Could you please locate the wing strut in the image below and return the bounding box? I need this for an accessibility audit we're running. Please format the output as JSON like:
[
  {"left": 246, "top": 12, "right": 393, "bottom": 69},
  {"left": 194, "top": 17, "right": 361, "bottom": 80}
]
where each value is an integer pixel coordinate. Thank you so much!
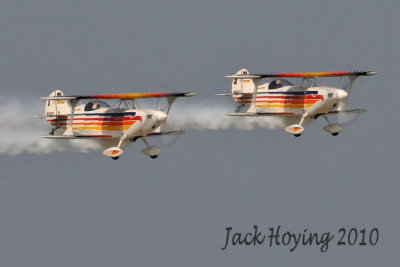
[
  {"left": 249, "top": 78, "right": 261, "bottom": 113},
  {"left": 166, "top": 97, "right": 177, "bottom": 114},
  {"left": 63, "top": 99, "right": 78, "bottom": 136}
]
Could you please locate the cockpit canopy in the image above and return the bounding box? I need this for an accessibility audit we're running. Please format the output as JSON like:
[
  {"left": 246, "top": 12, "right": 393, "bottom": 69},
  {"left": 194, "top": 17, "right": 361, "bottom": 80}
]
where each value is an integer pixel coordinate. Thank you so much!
[
  {"left": 84, "top": 100, "right": 110, "bottom": 111},
  {"left": 268, "top": 79, "right": 293, "bottom": 89}
]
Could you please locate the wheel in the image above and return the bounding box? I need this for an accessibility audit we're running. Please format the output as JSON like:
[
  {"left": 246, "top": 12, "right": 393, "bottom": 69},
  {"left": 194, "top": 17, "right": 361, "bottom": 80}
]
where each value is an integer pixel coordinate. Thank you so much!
[
  {"left": 49, "top": 132, "right": 54, "bottom": 136},
  {"left": 150, "top": 155, "right": 158, "bottom": 159},
  {"left": 294, "top": 134, "right": 301, "bottom": 137},
  {"left": 112, "top": 157, "right": 119, "bottom": 160},
  {"left": 331, "top": 132, "right": 339, "bottom": 136}
]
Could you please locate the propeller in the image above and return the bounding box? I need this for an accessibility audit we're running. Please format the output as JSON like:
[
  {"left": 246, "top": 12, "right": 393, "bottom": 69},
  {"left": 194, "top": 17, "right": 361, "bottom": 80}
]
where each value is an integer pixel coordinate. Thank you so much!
[
  {"left": 336, "top": 67, "right": 377, "bottom": 110},
  {"left": 335, "top": 71, "right": 377, "bottom": 124},
  {"left": 155, "top": 97, "right": 184, "bottom": 146},
  {"left": 337, "top": 75, "right": 357, "bottom": 112},
  {"left": 336, "top": 100, "right": 361, "bottom": 125}
]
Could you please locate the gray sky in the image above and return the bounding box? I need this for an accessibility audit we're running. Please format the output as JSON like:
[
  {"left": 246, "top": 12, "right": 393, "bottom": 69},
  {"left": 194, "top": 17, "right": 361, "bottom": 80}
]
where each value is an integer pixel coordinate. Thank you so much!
[{"left": 0, "top": 0, "right": 399, "bottom": 266}]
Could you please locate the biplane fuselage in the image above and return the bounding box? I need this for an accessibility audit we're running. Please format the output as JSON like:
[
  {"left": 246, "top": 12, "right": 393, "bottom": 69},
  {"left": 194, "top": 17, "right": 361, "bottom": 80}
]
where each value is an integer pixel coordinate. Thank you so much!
[
  {"left": 47, "top": 107, "right": 166, "bottom": 139},
  {"left": 40, "top": 90, "right": 195, "bottom": 159},
  {"left": 233, "top": 85, "right": 348, "bottom": 116},
  {"left": 225, "top": 68, "right": 376, "bottom": 136}
]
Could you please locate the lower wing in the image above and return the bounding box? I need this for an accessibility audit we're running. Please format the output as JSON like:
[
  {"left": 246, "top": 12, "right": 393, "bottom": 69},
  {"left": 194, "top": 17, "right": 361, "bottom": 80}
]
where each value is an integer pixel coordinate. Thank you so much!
[
  {"left": 225, "top": 112, "right": 296, "bottom": 117},
  {"left": 41, "top": 135, "right": 115, "bottom": 139},
  {"left": 146, "top": 130, "right": 185, "bottom": 137},
  {"left": 226, "top": 109, "right": 366, "bottom": 117},
  {"left": 41, "top": 131, "right": 184, "bottom": 139},
  {"left": 327, "top": 109, "right": 366, "bottom": 115}
]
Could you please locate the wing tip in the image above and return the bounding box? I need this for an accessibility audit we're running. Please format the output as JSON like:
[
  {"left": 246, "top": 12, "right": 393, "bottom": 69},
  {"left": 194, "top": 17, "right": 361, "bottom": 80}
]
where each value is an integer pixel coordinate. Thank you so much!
[
  {"left": 365, "top": 71, "right": 378, "bottom": 76},
  {"left": 182, "top": 92, "right": 196, "bottom": 97},
  {"left": 225, "top": 74, "right": 261, "bottom": 79}
]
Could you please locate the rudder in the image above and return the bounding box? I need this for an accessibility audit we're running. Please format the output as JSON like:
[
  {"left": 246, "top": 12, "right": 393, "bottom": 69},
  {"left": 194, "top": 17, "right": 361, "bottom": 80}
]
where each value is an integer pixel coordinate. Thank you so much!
[
  {"left": 45, "top": 90, "right": 71, "bottom": 116},
  {"left": 231, "top": 68, "right": 259, "bottom": 96},
  {"left": 230, "top": 68, "right": 260, "bottom": 113}
]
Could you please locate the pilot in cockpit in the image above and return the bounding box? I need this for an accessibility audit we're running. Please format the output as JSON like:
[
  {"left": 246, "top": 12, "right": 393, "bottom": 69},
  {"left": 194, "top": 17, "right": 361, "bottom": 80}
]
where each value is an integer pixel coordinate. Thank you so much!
[
  {"left": 268, "top": 79, "right": 292, "bottom": 90},
  {"left": 92, "top": 102, "right": 100, "bottom": 110}
]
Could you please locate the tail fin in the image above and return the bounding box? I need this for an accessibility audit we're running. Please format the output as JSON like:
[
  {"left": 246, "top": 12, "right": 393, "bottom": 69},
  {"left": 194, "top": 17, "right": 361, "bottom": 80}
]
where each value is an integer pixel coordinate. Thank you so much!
[
  {"left": 228, "top": 68, "right": 261, "bottom": 113},
  {"left": 45, "top": 90, "right": 71, "bottom": 116},
  {"left": 231, "top": 68, "right": 260, "bottom": 95}
]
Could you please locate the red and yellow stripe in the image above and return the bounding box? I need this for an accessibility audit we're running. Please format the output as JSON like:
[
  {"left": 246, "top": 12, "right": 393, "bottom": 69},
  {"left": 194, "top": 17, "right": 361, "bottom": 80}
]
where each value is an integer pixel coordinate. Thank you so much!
[
  {"left": 234, "top": 94, "right": 324, "bottom": 109},
  {"left": 48, "top": 115, "right": 142, "bottom": 131}
]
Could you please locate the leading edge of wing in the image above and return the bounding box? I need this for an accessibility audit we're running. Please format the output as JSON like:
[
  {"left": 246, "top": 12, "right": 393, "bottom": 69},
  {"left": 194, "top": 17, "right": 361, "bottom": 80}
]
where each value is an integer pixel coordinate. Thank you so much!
[
  {"left": 226, "top": 71, "right": 377, "bottom": 79},
  {"left": 41, "top": 92, "right": 196, "bottom": 100},
  {"left": 41, "top": 135, "right": 115, "bottom": 139},
  {"left": 147, "top": 130, "right": 185, "bottom": 136},
  {"left": 327, "top": 109, "right": 367, "bottom": 115}
]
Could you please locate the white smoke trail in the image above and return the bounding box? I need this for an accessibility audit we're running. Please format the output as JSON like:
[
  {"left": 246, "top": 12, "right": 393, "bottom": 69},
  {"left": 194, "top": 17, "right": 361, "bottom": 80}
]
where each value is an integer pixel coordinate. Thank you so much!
[
  {"left": 0, "top": 96, "right": 287, "bottom": 156},
  {"left": 166, "top": 98, "right": 286, "bottom": 131},
  {"left": 0, "top": 96, "right": 102, "bottom": 156}
]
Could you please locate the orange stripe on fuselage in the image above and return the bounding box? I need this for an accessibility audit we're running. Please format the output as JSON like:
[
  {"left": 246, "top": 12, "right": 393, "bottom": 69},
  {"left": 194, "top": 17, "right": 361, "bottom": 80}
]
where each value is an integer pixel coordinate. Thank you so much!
[
  {"left": 48, "top": 116, "right": 142, "bottom": 129},
  {"left": 48, "top": 116, "right": 142, "bottom": 122},
  {"left": 233, "top": 95, "right": 324, "bottom": 100},
  {"left": 255, "top": 104, "right": 314, "bottom": 108},
  {"left": 237, "top": 99, "right": 320, "bottom": 104},
  {"left": 72, "top": 126, "right": 132, "bottom": 131}
]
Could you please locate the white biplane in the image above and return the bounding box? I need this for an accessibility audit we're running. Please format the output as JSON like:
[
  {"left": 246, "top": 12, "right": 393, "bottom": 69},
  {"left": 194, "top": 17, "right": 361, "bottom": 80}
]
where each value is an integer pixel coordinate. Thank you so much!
[
  {"left": 221, "top": 68, "right": 377, "bottom": 136},
  {"left": 37, "top": 90, "right": 195, "bottom": 160}
]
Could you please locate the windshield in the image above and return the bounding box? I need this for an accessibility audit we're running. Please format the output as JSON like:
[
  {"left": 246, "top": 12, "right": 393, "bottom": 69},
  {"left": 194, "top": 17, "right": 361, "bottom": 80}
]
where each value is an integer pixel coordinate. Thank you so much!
[{"left": 84, "top": 100, "right": 111, "bottom": 111}]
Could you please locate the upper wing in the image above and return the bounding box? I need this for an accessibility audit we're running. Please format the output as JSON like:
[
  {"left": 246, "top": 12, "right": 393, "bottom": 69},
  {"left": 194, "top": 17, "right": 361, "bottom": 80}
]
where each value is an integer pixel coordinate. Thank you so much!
[
  {"left": 226, "top": 71, "right": 377, "bottom": 79},
  {"left": 41, "top": 92, "right": 196, "bottom": 100}
]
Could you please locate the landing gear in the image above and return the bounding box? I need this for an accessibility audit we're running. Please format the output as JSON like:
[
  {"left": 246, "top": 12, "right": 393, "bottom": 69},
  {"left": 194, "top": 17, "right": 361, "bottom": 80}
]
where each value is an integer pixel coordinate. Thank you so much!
[
  {"left": 322, "top": 115, "right": 342, "bottom": 136},
  {"left": 313, "top": 114, "right": 323, "bottom": 120},
  {"left": 285, "top": 112, "right": 308, "bottom": 137},
  {"left": 103, "top": 135, "right": 127, "bottom": 160},
  {"left": 49, "top": 126, "right": 60, "bottom": 136},
  {"left": 140, "top": 137, "right": 161, "bottom": 159}
]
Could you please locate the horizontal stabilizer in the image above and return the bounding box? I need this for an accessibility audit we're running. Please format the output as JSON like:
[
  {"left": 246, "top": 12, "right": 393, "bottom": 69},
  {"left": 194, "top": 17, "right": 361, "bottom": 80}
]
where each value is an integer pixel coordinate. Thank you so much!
[
  {"left": 225, "top": 74, "right": 262, "bottom": 79},
  {"left": 33, "top": 114, "right": 67, "bottom": 119}
]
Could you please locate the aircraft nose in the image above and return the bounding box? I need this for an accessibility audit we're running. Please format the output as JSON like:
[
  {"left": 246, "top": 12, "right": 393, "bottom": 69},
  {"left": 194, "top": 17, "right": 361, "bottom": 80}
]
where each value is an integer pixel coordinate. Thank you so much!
[
  {"left": 336, "top": 90, "right": 348, "bottom": 100},
  {"left": 154, "top": 111, "right": 168, "bottom": 122}
]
